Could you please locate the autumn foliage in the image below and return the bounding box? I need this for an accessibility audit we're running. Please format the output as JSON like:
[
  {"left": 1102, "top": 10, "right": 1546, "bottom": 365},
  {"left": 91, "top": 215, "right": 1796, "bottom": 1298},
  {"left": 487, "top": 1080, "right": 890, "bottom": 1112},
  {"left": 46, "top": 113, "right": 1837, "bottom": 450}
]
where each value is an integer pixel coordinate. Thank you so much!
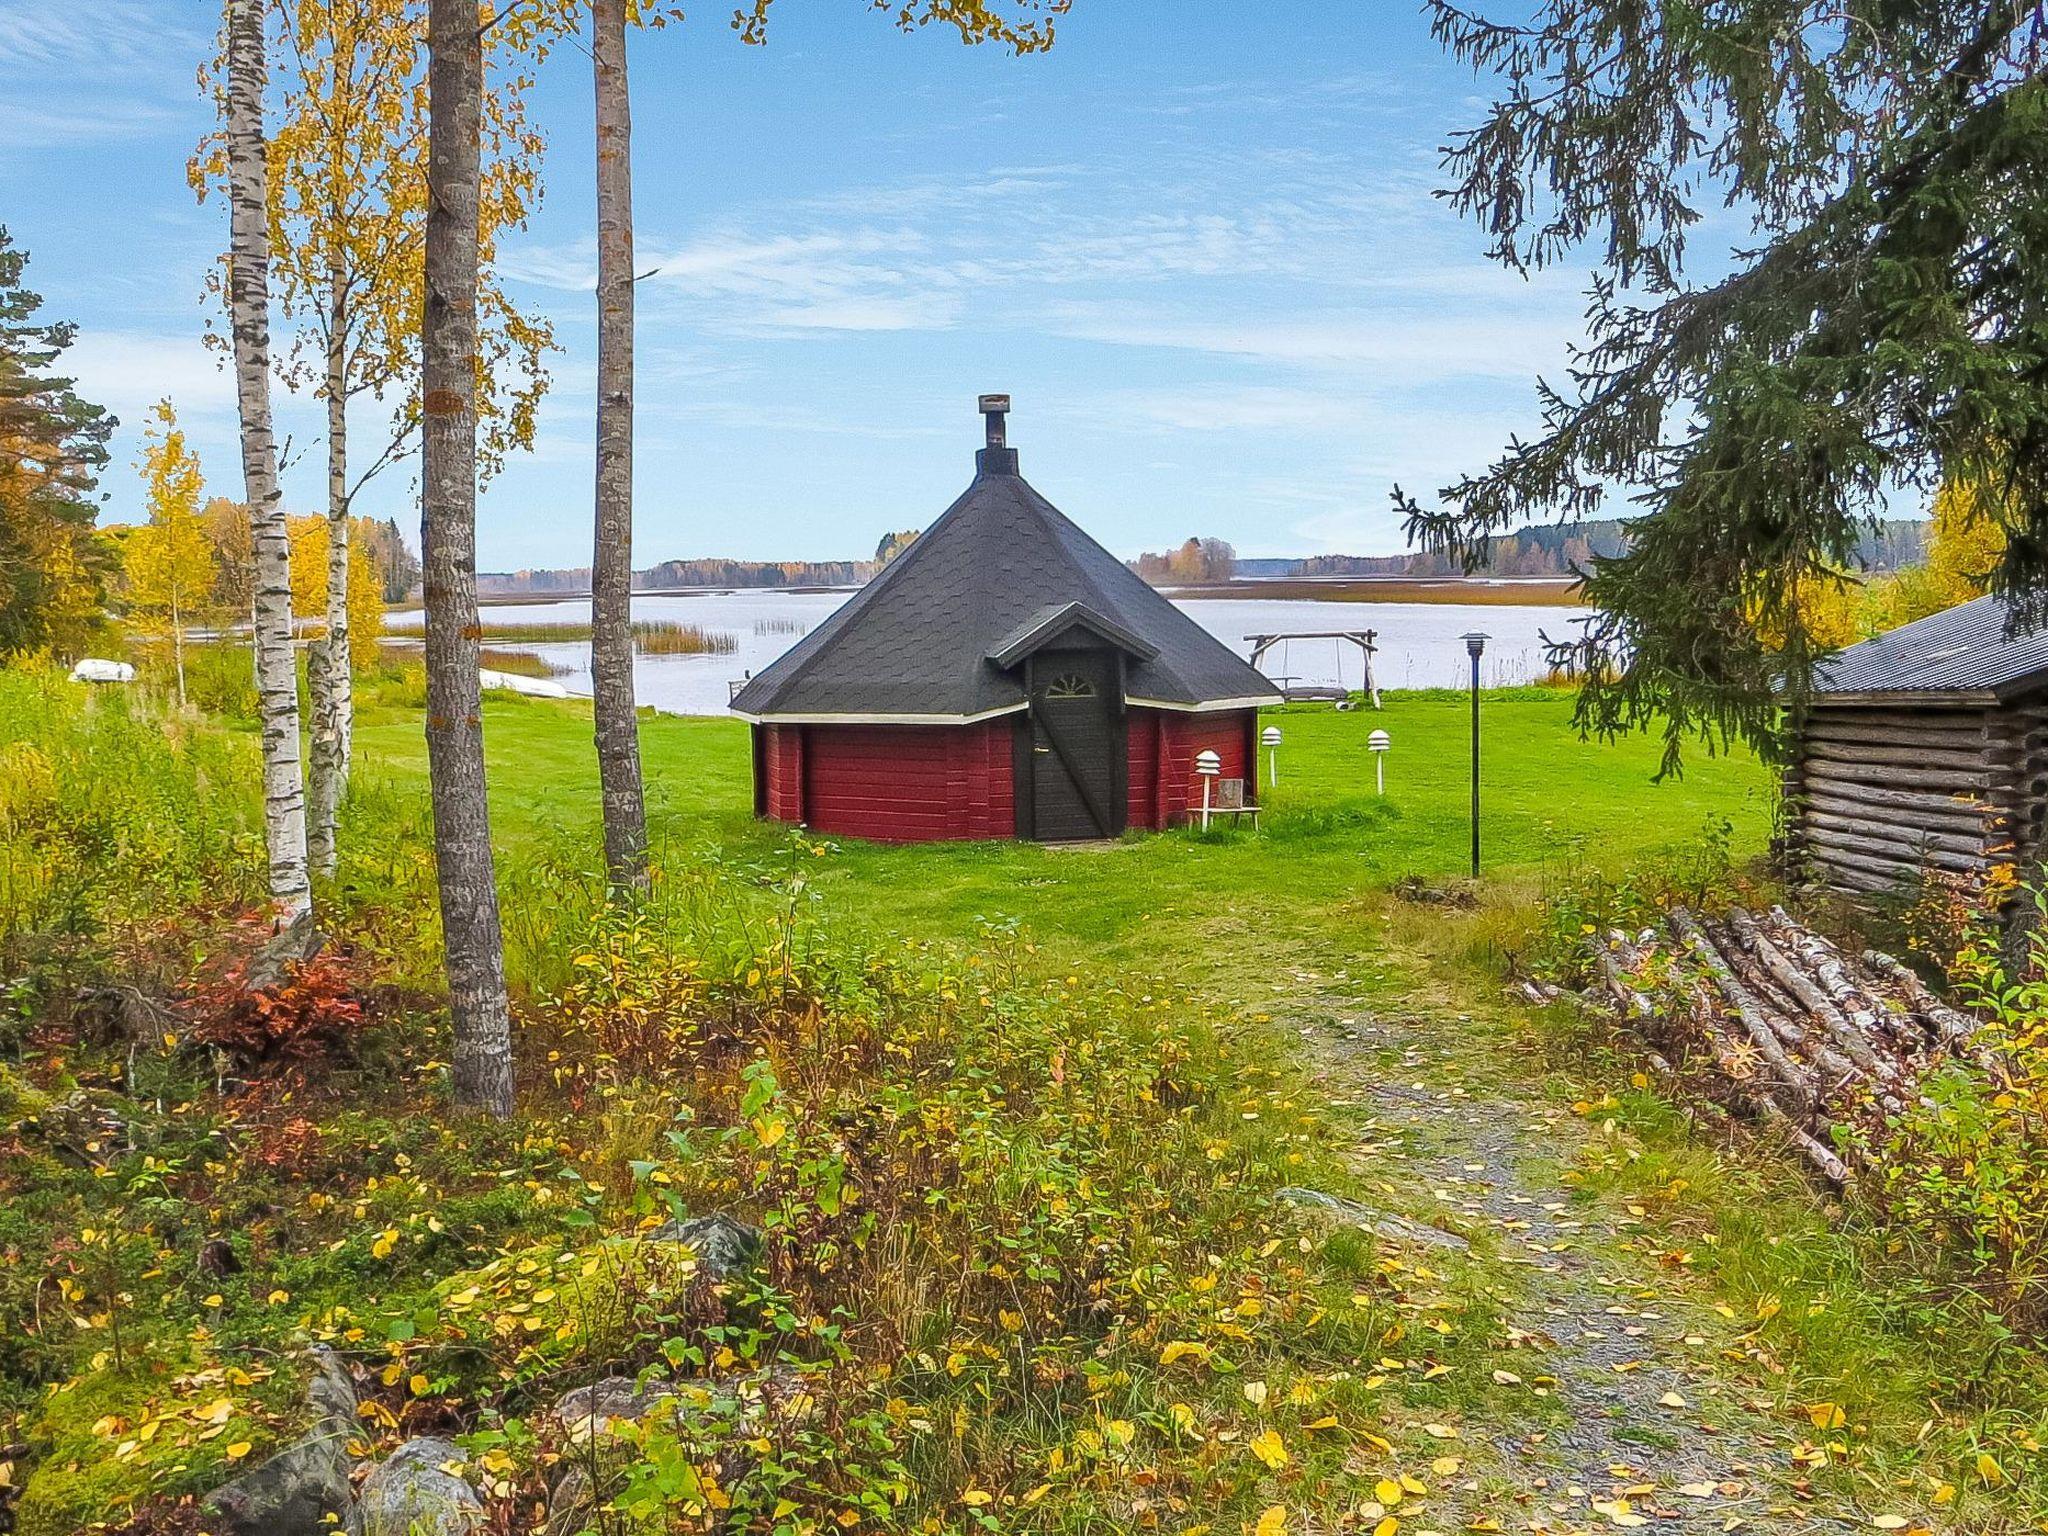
[{"left": 183, "top": 925, "right": 366, "bottom": 1073}]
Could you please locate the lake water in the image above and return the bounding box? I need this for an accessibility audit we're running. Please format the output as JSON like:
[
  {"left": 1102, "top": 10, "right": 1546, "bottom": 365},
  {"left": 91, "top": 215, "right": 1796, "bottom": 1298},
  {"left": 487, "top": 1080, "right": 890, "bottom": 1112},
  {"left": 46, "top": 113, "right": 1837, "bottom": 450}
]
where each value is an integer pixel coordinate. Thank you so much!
[{"left": 387, "top": 590, "right": 1589, "bottom": 716}]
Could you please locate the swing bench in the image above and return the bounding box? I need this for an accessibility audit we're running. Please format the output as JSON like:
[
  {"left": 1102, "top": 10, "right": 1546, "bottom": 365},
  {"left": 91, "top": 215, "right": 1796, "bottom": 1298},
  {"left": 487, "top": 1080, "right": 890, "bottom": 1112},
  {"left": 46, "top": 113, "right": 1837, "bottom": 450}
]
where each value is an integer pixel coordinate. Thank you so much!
[{"left": 1244, "top": 630, "right": 1382, "bottom": 708}]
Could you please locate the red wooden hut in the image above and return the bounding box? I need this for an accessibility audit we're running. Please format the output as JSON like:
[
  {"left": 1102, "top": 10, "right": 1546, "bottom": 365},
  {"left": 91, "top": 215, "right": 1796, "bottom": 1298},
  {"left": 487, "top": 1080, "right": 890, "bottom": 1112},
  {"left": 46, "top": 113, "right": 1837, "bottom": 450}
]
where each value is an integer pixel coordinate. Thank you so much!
[{"left": 730, "top": 397, "right": 1281, "bottom": 842}]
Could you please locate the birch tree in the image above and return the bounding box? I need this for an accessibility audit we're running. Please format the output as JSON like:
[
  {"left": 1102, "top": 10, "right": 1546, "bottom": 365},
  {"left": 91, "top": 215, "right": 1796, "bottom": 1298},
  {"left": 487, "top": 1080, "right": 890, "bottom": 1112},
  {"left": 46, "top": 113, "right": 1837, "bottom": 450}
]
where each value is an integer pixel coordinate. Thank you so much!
[
  {"left": 215, "top": 0, "right": 312, "bottom": 920},
  {"left": 424, "top": 0, "right": 513, "bottom": 1117},
  {"left": 126, "top": 401, "right": 215, "bottom": 708},
  {"left": 590, "top": 0, "right": 645, "bottom": 885},
  {"left": 198, "top": 0, "right": 551, "bottom": 877},
  {"left": 578, "top": 0, "right": 1061, "bottom": 886}
]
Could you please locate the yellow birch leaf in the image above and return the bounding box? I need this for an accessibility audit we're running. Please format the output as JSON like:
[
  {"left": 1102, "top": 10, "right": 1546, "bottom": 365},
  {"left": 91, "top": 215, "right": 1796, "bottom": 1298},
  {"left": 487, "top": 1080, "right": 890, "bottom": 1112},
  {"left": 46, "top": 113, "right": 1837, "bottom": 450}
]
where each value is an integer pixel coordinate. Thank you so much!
[{"left": 1249, "top": 1428, "right": 1289, "bottom": 1470}]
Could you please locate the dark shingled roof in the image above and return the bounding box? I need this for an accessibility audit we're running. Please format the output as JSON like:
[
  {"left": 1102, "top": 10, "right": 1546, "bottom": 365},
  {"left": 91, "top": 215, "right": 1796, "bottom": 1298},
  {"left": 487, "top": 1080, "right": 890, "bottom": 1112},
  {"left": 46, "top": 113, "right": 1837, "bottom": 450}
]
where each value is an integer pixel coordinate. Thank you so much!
[
  {"left": 1815, "top": 593, "right": 2048, "bottom": 698},
  {"left": 730, "top": 444, "right": 1281, "bottom": 721}
]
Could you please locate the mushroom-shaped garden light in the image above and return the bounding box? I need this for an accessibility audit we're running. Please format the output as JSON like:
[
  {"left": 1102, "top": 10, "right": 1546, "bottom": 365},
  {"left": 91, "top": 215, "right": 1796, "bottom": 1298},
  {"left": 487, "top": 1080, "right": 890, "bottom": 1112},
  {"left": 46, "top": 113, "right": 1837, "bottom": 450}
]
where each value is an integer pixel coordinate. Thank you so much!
[{"left": 1194, "top": 748, "right": 1222, "bottom": 829}]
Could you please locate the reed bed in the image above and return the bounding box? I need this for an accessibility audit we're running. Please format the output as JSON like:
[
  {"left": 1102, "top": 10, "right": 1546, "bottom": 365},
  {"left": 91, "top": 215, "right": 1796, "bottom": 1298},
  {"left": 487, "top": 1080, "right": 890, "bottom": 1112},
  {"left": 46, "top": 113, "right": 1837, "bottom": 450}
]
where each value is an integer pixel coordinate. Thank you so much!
[
  {"left": 478, "top": 647, "right": 570, "bottom": 678},
  {"left": 414, "top": 619, "right": 741, "bottom": 655},
  {"left": 631, "top": 620, "right": 738, "bottom": 655}
]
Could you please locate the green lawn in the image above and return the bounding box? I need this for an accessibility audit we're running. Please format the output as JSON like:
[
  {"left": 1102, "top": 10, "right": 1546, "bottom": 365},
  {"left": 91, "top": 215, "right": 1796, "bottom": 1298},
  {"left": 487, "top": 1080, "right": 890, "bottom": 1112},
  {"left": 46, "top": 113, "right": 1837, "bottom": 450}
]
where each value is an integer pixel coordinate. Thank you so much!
[
  {"left": 18, "top": 669, "right": 2046, "bottom": 1534},
  {"left": 353, "top": 687, "right": 1774, "bottom": 973}
]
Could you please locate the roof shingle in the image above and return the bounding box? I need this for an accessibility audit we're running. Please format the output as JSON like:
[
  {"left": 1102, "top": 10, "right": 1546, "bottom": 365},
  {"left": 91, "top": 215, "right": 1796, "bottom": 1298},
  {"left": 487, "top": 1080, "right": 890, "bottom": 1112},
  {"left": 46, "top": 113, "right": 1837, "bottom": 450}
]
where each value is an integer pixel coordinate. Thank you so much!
[{"left": 729, "top": 444, "right": 1280, "bottom": 721}]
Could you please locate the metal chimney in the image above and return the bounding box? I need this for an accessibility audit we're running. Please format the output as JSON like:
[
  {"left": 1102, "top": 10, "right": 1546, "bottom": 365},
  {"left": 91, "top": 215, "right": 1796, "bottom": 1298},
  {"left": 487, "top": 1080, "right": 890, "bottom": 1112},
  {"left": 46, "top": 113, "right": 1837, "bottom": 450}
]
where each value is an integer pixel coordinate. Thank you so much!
[
  {"left": 979, "top": 393, "right": 1009, "bottom": 448},
  {"left": 975, "top": 394, "right": 1017, "bottom": 475}
]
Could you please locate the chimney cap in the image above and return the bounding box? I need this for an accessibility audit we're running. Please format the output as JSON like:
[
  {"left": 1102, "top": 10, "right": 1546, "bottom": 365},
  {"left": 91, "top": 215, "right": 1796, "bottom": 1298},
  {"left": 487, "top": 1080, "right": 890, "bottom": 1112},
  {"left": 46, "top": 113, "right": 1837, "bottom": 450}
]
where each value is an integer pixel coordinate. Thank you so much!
[{"left": 978, "top": 393, "right": 1010, "bottom": 414}]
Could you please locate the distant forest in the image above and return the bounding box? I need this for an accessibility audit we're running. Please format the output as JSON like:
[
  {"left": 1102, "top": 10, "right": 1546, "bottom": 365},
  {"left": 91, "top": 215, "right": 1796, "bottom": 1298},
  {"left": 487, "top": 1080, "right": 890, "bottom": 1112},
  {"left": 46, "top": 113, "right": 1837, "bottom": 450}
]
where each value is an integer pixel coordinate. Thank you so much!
[
  {"left": 471, "top": 518, "right": 1933, "bottom": 595},
  {"left": 478, "top": 529, "right": 920, "bottom": 595},
  {"left": 1153, "top": 518, "right": 1933, "bottom": 582},
  {"left": 479, "top": 557, "right": 878, "bottom": 595}
]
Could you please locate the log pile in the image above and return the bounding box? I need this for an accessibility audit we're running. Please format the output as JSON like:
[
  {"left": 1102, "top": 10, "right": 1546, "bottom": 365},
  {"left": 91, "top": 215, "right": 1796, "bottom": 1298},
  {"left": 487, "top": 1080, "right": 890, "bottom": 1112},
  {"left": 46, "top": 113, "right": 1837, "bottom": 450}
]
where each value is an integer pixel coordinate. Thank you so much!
[{"left": 1583, "top": 904, "right": 1983, "bottom": 1186}]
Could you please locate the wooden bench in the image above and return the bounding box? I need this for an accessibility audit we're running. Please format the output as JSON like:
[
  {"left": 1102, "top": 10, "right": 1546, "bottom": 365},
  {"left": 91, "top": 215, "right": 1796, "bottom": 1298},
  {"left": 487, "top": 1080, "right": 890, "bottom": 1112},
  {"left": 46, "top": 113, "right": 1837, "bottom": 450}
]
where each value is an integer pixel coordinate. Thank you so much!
[{"left": 1198, "top": 777, "right": 1262, "bottom": 830}]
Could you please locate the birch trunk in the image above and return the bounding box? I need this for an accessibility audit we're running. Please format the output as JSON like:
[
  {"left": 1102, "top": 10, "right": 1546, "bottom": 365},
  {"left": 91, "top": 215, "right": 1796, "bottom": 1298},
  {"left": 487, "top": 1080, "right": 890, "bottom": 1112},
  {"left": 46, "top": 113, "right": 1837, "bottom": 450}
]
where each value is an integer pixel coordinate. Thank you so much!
[
  {"left": 308, "top": 263, "right": 352, "bottom": 877},
  {"left": 171, "top": 588, "right": 186, "bottom": 708},
  {"left": 224, "top": 0, "right": 312, "bottom": 920},
  {"left": 424, "top": 0, "right": 514, "bottom": 1117},
  {"left": 592, "top": 0, "right": 648, "bottom": 886}
]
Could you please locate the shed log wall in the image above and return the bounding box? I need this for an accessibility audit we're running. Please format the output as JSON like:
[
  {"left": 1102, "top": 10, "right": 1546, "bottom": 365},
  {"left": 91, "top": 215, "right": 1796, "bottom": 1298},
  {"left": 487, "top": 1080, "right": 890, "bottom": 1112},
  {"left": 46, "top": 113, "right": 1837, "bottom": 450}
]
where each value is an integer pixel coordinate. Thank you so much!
[{"left": 1786, "top": 697, "right": 2047, "bottom": 894}]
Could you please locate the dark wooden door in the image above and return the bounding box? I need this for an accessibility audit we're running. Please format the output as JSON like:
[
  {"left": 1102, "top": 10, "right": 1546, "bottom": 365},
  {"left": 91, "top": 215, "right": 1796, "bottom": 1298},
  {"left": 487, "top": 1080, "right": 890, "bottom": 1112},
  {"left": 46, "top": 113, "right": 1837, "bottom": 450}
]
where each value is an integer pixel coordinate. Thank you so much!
[{"left": 1028, "top": 650, "right": 1124, "bottom": 840}]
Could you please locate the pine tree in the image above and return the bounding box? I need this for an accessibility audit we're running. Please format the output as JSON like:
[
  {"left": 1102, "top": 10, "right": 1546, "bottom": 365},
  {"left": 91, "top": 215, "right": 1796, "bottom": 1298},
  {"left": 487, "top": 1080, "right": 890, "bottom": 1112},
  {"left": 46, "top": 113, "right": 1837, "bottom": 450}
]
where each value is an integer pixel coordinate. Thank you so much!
[
  {"left": 0, "top": 227, "right": 112, "bottom": 658},
  {"left": 1400, "top": 4, "right": 2048, "bottom": 771}
]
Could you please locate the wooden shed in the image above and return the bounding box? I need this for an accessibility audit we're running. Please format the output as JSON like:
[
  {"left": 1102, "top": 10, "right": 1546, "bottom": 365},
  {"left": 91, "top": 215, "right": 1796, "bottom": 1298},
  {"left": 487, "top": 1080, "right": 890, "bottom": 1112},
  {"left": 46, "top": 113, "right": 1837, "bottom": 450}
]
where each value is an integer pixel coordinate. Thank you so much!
[
  {"left": 728, "top": 396, "right": 1281, "bottom": 842},
  {"left": 1784, "top": 595, "right": 2048, "bottom": 894}
]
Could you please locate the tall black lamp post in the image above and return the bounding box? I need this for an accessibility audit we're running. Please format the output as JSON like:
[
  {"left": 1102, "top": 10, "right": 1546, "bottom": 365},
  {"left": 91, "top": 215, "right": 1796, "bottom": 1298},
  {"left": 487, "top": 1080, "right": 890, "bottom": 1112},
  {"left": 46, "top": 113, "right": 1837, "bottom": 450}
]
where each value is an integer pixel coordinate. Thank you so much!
[{"left": 1461, "top": 631, "right": 1488, "bottom": 877}]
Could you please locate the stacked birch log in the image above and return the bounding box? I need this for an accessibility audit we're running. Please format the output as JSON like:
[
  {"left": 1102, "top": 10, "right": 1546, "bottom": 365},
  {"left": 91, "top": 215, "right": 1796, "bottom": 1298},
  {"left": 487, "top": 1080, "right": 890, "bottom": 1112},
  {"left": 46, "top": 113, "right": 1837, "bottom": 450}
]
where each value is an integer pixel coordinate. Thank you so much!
[{"left": 1584, "top": 904, "right": 1983, "bottom": 1187}]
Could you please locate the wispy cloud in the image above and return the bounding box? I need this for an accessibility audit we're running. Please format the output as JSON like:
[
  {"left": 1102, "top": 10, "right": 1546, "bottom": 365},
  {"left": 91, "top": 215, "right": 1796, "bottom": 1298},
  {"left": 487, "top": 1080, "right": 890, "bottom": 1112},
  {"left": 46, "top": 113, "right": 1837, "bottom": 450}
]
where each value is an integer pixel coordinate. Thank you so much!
[
  {"left": 61, "top": 330, "right": 235, "bottom": 428},
  {"left": 0, "top": 2, "right": 208, "bottom": 152},
  {"left": 1045, "top": 301, "right": 1581, "bottom": 382}
]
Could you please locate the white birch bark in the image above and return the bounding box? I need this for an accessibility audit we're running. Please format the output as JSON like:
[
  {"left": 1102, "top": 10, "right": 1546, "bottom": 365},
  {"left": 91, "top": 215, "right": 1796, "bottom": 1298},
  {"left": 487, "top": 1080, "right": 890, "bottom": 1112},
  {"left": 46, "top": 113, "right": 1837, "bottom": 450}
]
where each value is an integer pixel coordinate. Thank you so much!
[
  {"left": 592, "top": 0, "right": 648, "bottom": 885},
  {"left": 308, "top": 263, "right": 353, "bottom": 877},
  {"left": 225, "top": 0, "right": 312, "bottom": 920},
  {"left": 424, "top": 0, "right": 514, "bottom": 1117}
]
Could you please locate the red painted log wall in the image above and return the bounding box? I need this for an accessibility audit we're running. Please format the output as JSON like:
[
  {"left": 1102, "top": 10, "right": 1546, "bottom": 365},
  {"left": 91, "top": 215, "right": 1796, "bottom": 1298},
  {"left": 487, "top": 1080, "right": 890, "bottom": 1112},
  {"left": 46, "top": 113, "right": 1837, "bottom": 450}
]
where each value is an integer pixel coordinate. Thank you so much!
[
  {"left": 758, "top": 707, "right": 1259, "bottom": 841},
  {"left": 759, "top": 720, "right": 1015, "bottom": 842},
  {"left": 1141, "top": 708, "right": 1256, "bottom": 827}
]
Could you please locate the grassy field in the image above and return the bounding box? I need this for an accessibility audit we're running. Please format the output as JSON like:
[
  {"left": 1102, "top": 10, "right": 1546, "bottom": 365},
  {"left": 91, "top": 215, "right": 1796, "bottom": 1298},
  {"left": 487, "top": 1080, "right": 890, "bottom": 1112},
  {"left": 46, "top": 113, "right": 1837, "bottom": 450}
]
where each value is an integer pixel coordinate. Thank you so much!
[
  {"left": 353, "top": 687, "right": 1771, "bottom": 978},
  {"left": 12, "top": 665, "right": 2045, "bottom": 1535},
  {"left": 351, "top": 688, "right": 2048, "bottom": 1532}
]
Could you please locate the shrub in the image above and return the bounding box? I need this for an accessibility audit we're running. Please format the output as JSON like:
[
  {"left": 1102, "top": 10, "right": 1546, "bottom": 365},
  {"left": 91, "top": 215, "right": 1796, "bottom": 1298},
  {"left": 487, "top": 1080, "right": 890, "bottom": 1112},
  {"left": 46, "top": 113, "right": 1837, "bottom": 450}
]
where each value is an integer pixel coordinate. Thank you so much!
[
  {"left": 1878, "top": 892, "right": 2048, "bottom": 1338},
  {"left": 0, "top": 668, "right": 261, "bottom": 957},
  {"left": 184, "top": 927, "right": 367, "bottom": 1074}
]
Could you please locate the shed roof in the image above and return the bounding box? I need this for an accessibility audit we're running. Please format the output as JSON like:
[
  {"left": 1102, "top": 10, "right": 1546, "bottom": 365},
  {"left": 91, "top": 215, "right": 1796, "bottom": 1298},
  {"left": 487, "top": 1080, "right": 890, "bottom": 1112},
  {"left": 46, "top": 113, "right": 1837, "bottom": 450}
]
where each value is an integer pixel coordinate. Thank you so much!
[
  {"left": 1815, "top": 593, "right": 2048, "bottom": 699},
  {"left": 729, "top": 420, "right": 1280, "bottom": 723}
]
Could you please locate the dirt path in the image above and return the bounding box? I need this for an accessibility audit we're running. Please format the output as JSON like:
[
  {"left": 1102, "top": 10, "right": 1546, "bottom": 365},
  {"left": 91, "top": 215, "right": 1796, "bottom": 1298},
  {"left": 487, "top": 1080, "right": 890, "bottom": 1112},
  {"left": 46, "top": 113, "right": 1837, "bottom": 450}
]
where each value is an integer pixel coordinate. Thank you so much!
[{"left": 1270, "top": 954, "right": 1891, "bottom": 1535}]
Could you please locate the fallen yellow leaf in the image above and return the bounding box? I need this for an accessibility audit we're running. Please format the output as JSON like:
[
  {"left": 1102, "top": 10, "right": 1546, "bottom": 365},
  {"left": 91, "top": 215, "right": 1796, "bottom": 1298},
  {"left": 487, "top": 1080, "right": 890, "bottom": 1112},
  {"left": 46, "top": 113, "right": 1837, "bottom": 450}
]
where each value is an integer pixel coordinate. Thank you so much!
[{"left": 1249, "top": 1428, "right": 1289, "bottom": 1470}]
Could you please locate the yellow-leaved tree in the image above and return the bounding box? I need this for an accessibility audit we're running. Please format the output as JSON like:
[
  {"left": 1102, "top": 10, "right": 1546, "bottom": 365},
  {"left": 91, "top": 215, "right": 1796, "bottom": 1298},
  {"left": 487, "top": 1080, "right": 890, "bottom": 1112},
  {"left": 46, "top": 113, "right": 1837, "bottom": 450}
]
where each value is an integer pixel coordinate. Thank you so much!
[
  {"left": 193, "top": 0, "right": 553, "bottom": 877},
  {"left": 124, "top": 400, "right": 217, "bottom": 706},
  {"left": 288, "top": 514, "right": 382, "bottom": 667},
  {"left": 1748, "top": 566, "right": 1869, "bottom": 654},
  {"left": 1874, "top": 476, "right": 2011, "bottom": 630}
]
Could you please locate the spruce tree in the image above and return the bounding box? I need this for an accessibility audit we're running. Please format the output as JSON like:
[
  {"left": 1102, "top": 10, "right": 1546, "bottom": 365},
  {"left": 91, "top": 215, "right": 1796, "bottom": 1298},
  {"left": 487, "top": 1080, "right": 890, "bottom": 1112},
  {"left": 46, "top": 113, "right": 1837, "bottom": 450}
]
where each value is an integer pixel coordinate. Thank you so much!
[
  {"left": 1402, "top": 3, "right": 2048, "bottom": 770},
  {"left": 0, "top": 227, "right": 112, "bottom": 657}
]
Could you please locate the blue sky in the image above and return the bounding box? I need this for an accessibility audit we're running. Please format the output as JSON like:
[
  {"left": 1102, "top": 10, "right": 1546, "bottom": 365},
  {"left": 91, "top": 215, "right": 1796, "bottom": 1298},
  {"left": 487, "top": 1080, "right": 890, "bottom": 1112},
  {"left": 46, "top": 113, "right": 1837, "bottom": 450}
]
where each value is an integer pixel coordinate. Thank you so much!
[{"left": 1, "top": 1, "right": 1605, "bottom": 567}]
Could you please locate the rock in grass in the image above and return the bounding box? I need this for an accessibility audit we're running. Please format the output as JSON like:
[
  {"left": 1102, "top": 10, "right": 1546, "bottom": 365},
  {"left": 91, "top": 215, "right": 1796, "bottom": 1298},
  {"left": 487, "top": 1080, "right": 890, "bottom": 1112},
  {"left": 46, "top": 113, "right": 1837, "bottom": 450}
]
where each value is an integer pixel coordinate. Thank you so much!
[
  {"left": 201, "top": 1348, "right": 361, "bottom": 1536},
  {"left": 1278, "top": 1186, "right": 1470, "bottom": 1252},
  {"left": 202, "top": 1422, "right": 353, "bottom": 1536},
  {"left": 305, "top": 1346, "right": 359, "bottom": 1431},
  {"left": 544, "top": 1463, "right": 595, "bottom": 1536},
  {"left": 549, "top": 1376, "right": 675, "bottom": 1441},
  {"left": 348, "top": 1438, "right": 483, "bottom": 1536},
  {"left": 644, "top": 1213, "right": 762, "bottom": 1279}
]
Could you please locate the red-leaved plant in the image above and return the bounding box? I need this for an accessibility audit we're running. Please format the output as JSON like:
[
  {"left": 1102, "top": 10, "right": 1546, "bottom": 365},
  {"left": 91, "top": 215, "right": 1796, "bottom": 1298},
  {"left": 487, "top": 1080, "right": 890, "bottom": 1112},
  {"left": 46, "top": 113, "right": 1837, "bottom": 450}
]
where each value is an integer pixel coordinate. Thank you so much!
[{"left": 184, "top": 925, "right": 366, "bottom": 1072}]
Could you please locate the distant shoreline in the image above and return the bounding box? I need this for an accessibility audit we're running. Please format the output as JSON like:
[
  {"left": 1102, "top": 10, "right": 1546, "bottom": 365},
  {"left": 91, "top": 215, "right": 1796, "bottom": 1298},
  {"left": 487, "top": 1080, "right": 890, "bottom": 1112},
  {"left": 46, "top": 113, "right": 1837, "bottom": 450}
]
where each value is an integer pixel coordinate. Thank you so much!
[
  {"left": 1163, "top": 576, "right": 1587, "bottom": 606},
  {"left": 390, "top": 575, "right": 1588, "bottom": 615}
]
